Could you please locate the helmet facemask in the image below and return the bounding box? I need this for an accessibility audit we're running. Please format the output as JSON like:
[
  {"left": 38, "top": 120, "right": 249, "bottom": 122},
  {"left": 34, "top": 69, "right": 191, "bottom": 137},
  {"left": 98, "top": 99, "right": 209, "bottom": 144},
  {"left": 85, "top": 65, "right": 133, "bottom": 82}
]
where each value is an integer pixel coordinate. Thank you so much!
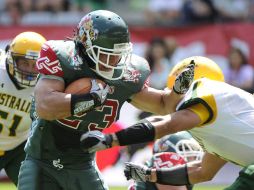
[
  {"left": 86, "top": 42, "right": 132, "bottom": 80},
  {"left": 7, "top": 51, "right": 38, "bottom": 88},
  {"left": 175, "top": 139, "right": 203, "bottom": 162},
  {"left": 153, "top": 133, "right": 204, "bottom": 163}
]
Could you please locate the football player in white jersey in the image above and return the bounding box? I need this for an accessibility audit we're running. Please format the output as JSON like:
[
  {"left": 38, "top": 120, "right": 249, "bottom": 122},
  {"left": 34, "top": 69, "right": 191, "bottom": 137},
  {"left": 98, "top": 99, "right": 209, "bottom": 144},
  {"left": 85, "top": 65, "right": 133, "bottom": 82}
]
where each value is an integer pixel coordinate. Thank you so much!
[
  {"left": 0, "top": 31, "right": 46, "bottom": 185},
  {"left": 81, "top": 56, "right": 254, "bottom": 190}
]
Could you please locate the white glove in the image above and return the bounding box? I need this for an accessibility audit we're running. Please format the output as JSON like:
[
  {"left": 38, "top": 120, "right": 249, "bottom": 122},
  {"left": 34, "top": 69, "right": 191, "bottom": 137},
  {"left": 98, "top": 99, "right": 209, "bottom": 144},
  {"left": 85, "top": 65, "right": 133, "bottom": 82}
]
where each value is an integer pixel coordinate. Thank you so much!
[
  {"left": 90, "top": 79, "right": 110, "bottom": 106},
  {"left": 124, "top": 162, "right": 152, "bottom": 182}
]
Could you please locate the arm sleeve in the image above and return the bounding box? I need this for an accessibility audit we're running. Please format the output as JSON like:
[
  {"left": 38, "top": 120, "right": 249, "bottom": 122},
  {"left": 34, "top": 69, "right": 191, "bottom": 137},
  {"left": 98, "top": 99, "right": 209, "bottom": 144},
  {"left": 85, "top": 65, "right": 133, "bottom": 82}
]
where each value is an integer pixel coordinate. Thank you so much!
[
  {"left": 35, "top": 42, "right": 64, "bottom": 77},
  {"left": 187, "top": 103, "right": 210, "bottom": 127}
]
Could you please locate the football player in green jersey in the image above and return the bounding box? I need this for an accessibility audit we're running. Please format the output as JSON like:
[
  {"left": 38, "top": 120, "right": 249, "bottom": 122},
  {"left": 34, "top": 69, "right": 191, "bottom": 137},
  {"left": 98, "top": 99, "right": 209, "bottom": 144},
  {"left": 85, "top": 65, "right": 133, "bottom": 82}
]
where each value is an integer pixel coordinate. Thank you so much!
[
  {"left": 128, "top": 131, "right": 203, "bottom": 190},
  {"left": 0, "top": 31, "right": 46, "bottom": 185},
  {"left": 17, "top": 10, "right": 195, "bottom": 190}
]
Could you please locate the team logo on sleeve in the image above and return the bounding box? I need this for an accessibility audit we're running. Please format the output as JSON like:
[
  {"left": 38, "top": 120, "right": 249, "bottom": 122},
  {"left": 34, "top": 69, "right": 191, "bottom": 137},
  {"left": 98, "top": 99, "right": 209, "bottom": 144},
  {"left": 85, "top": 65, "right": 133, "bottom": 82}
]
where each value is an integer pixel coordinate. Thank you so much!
[
  {"left": 123, "top": 69, "right": 141, "bottom": 83},
  {"left": 36, "top": 43, "right": 63, "bottom": 76},
  {"left": 71, "top": 54, "right": 83, "bottom": 70},
  {"left": 36, "top": 57, "right": 62, "bottom": 74}
]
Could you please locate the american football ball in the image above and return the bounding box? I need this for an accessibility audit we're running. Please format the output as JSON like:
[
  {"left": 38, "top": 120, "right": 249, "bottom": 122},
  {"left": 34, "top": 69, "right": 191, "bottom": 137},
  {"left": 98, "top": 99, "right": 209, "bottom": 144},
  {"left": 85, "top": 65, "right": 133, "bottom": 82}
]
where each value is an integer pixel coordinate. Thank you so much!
[{"left": 65, "top": 78, "right": 106, "bottom": 94}]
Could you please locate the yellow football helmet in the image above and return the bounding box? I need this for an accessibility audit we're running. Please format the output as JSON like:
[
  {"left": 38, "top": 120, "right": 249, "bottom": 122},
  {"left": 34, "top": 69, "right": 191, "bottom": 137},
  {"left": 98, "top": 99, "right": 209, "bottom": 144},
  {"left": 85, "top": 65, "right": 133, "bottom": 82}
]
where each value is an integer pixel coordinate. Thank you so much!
[
  {"left": 167, "top": 56, "right": 224, "bottom": 89},
  {"left": 6, "top": 31, "right": 46, "bottom": 88}
]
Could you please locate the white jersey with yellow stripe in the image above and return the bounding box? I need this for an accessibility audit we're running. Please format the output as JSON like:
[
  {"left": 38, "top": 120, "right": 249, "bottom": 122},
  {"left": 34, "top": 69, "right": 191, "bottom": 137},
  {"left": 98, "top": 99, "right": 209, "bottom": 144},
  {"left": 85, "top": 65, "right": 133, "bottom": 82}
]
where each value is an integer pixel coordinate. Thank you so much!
[
  {"left": 176, "top": 78, "right": 254, "bottom": 167},
  {"left": 0, "top": 49, "right": 34, "bottom": 151}
]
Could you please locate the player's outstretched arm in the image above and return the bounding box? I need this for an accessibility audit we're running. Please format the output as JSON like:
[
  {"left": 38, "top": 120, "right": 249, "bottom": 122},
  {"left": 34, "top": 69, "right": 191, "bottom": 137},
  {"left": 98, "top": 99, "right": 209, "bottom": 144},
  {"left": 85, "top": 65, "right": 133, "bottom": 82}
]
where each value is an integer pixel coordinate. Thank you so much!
[
  {"left": 130, "top": 60, "right": 195, "bottom": 115},
  {"left": 80, "top": 119, "right": 154, "bottom": 153},
  {"left": 124, "top": 152, "right": 227, "bottom": 186},
  {"left": 124, "top": 161, "right": 192, "bottom": 185},
  {"left": 80, "top": 109, "right": 200, "bottom": 153}
]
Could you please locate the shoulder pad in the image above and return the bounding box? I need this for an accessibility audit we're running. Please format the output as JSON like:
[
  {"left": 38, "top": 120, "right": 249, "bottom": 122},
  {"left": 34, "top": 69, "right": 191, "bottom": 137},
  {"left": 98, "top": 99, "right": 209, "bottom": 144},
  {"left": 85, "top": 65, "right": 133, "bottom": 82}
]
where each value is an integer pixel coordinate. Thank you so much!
[
  {"left": 121, "top": 54, "right": 150, "bottom": 93},
  {"left": 129, "top": 54, "right": 150, "bottom": 72}
]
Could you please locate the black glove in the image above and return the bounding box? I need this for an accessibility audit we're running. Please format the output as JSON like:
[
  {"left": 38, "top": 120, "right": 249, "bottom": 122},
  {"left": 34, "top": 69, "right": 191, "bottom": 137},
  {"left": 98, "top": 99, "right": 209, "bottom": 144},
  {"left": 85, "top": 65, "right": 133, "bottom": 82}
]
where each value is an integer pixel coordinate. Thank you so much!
[
  {"left": 173, "top": 60, "right": 195, "bottom": 94},
  {"left": 80, "top": 130, "right": 113, "bottom": 153},
  {"left": 124, "top": 162, "right": 152, "bottom": 182}
]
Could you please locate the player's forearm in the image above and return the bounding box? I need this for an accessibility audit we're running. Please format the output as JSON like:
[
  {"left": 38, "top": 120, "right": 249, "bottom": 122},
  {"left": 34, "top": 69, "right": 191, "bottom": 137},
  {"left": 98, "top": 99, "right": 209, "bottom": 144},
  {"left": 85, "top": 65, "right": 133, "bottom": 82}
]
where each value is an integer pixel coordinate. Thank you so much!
[
  {"left": 130, "top": 88, "right": 179, "bottom": 115},
  {"left": 109, "top": 117, "right": 169, "bottom": 147},
  {"left": 35, "top": 91, "right": 72, "bottom": 120},
  {"left": 163, "top": 89, "right": 184, "bottom": 114},
  {"left": 186, "top": 161, "right": 209, "bottom": 184},
  {"left": 110, "top": 112, "right": 194, "bottom": 147},
  {"left": 36, "top": 91, "right": 103, "bottom": 120}
]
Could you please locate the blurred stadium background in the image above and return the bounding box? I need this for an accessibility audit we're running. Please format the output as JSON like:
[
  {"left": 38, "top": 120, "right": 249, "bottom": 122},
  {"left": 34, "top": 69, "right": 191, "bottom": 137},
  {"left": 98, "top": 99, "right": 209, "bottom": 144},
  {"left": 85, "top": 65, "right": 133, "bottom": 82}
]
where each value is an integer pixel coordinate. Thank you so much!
[{"left": 1, "top": 0, "right": 253, "bottom": 189}]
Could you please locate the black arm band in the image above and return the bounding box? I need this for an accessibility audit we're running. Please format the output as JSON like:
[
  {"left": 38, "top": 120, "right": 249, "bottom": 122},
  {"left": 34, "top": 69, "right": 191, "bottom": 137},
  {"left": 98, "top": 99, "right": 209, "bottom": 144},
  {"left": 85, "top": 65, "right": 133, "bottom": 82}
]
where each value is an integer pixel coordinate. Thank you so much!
[
  {"left": 156, "top": 164, "right": 190, "bottom": 186},
  {"left": 71, "top": 94, "right": 96, "bottom": 115},
  {"left": 115, "top": 119, "right": 155, "bottom": 146}
]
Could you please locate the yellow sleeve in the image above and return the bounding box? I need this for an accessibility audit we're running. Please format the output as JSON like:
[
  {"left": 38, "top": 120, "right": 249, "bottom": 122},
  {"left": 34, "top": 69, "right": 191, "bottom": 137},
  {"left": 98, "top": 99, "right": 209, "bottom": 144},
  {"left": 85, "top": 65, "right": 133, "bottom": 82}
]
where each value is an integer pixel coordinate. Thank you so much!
[{"left": 188, "top": 103, "right": 210, "bottom": 127}]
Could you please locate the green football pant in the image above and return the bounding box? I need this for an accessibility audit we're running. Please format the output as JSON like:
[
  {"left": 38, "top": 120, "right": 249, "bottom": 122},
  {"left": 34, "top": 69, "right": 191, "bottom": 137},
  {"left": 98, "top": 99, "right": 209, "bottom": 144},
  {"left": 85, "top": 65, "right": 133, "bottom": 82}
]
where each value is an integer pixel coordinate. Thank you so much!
[
  {"left": 224, "top": 164, "right": 254, "bottom": 190},
  {"left": 18, "top": 156, "right": 108, "bottom": 190},
  {"left": 0, "top": 141, "right": 26, "bottom": 186}
]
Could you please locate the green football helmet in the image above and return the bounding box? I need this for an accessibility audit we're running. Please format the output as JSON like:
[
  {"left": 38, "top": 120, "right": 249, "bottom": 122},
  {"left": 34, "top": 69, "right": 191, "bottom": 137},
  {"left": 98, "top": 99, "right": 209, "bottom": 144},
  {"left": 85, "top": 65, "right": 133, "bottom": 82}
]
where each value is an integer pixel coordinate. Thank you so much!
[
  {"left": 75, "top": 10, "right": 132, "bottom": 80},
  {"left": 153, "top": 131, "right": 203, "bottom": 162}
]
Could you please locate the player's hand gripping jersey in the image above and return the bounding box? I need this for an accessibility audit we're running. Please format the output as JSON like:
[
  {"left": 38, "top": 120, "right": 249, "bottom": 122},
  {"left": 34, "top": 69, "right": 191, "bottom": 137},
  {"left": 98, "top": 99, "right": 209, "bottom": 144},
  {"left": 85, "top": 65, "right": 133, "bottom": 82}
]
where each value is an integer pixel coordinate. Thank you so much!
[
  {"left": 177, "top": 77, "right": 254, "bottom": 166},
  {"left": 26, "top": 40, "right": 150, "bottom": 164}
]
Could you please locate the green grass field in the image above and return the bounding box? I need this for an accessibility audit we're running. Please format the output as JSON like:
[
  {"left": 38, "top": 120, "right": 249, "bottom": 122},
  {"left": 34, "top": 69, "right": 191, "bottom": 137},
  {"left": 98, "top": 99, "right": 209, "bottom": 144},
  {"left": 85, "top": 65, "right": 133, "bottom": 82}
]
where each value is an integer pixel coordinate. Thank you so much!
[{"left": 0, "top": 182, "right": 228, "bottom": 190}]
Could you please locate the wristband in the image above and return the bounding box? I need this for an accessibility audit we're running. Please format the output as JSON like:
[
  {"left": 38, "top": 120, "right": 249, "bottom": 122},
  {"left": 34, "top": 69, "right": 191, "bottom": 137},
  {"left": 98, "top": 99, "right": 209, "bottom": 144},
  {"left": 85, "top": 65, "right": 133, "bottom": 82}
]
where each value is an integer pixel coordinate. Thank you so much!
[
  {"left": 71, "top": 94, "right": 95, "bottom": 115},
  {"left": 156, "top": 164, "right": 190, "bottom": 186}
]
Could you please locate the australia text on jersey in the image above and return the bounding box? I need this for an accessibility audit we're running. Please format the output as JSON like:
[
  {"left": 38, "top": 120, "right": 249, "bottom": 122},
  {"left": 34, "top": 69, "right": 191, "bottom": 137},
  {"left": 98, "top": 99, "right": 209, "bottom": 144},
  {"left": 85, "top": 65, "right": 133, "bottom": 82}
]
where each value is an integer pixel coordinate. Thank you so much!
[{"left": 0, "top": 92, "right": 31, "bottom": 113}]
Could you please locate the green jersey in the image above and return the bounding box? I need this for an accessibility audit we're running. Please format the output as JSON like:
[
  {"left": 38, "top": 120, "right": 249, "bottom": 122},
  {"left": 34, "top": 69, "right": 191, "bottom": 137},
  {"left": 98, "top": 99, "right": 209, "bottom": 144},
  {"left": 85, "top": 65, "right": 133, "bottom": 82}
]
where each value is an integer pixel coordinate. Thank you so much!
[{"left": 26, "top": 40, "right": 150, "bottom": 165}]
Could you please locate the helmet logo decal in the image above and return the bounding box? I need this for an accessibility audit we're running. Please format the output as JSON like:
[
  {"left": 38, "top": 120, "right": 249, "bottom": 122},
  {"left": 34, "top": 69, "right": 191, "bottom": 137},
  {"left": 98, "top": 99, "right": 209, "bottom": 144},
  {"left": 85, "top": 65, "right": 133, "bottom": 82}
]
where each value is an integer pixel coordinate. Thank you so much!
[
  {"left": 159, "top": 143, "right": 171, "bottom": 152},
  {"left": 78, "top": 15, "right": 99, "bottom": 48},
  {"left": 152, "top": 152, "right": 186, "bottom": 169}
]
